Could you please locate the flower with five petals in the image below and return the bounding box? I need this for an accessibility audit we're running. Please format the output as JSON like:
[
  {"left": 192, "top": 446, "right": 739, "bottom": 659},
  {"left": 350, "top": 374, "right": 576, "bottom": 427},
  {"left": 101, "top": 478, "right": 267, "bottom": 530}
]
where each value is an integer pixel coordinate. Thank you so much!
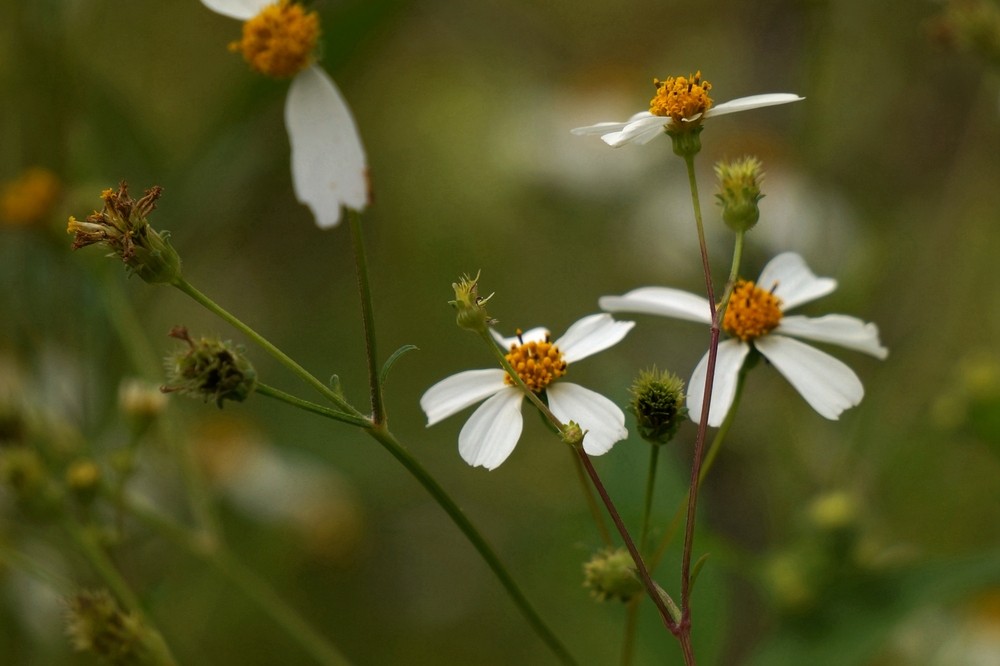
[
  {"left": 421, "top": 314, "right": 634, "bottom": 470},
  {"left": 600, "top": 253, "right": 887, "bottom": 426}
]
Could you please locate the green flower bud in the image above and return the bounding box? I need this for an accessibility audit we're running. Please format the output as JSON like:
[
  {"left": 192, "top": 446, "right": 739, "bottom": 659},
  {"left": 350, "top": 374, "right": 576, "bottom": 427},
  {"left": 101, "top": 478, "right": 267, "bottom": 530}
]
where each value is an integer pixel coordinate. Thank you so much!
[
  {"left": 715, "top": 156, "right": 765, "bottom": 232},
  {"left": 162, "top": 327, "right": 257, "bottom": 408},
  {"left": 68, "top": 182, "right": 182, "bottom": 284},
  {"left": 667, "top": 124, "right": 703, "bottom": 158},
  {"left": 583, "top": 547, "right": 643, "bottom": 603},
  {"left": 629, "top": 367, "right": 687, "bottom": 444},
  {"left": 560, "top": 421, "right": 585, "bottom": 448},
  {"left": 449, "top": 271, "right": 496, "bottom": 334}
]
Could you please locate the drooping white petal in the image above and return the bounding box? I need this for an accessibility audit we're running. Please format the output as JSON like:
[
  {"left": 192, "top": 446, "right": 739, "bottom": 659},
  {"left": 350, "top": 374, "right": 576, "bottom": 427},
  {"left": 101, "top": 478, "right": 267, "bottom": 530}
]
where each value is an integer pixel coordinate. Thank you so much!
[
  {"left": 602, "top": 114, "right": 670, "bottom": 147},
  {"left": 200, "top": 0, "right": 268, "bottom": 20},
  {"left": 491, "top": 326, "right": 550, "bottom": 350},
  {"left": 757, "top": 252, "right": 837, "bottom": 310},
  {"left": 755, "top": 334, "right": 864, "bottom": 420},
  {"left": 556, "top": 314, "right": 634, "bottom": 363},
  {"left": 702, "top": 93, "right": 804, "bottom": 119},
  {"left": 687, "top": 340, "right": 751, "bottom": 427},
  {"left": 569, "top": 111, "right": 650, "bottom": 136},
  {"left": 458, "top": 388, "right": 524, "bottom": 470},
  {"left": 600, "top": 287, "right": 713, "bottom": 325},
  {"left": 777, "top": 315, "right": 888, "bottom": 359},
  {"left": 420, "top": 369, "right": 507, "bottom": 426},
  {"left": 285, "top": 65, "right": 368, "bottom": 229},
  {"left": 547, "top": 383, "right": 627, "bottom": 456}
]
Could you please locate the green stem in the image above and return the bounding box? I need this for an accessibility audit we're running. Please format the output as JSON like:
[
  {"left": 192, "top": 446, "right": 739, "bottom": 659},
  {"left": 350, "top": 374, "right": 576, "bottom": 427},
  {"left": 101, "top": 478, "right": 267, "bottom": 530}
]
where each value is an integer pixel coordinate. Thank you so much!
[
  {"left": 121, "top": 498, "right": 352, "bottom": 666},
  {"left": 640, "top": 444, "right": 660, "bottom": 555},
  {"left": 714, "top": 230, "right": 745, "bottom": 327},
  {"left": 347, "top": 210, "right": 385, "bottom": 425},
  {"left": 677, "top": 151, "right": 722, "bottom": 666},
  {"left": 365, "top": 424, "right": 578, "bottom": 666},
  {"left": 620, "top": 598, "right": 639, "bottom": 666},
  {"left": 174, "top": 279, "right": 573, "bottom": 663},
  {"left": 256, "top": 383, "right": 371, "bottom": 428},
  {"left": 62, "top": 516, "right": 180, "bottom": 665},
  {"left": 170, "top": 277, "right": 364, "bottom": 419}
]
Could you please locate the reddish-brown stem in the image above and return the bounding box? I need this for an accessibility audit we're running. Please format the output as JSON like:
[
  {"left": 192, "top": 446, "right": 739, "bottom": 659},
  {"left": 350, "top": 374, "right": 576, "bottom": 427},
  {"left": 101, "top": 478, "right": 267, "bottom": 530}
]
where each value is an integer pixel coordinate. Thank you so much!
[{"left": 574, "top": 448, "right": 679, "bottom": 634}]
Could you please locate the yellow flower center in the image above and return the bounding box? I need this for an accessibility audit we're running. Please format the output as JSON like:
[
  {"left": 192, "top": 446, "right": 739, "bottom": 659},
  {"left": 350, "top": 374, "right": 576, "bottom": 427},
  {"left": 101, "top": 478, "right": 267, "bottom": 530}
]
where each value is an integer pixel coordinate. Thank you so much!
[
  {"left": 649, "top": 71, "right": 714, "bottom": 122},
  {"left": 503, "top": 331, "right": 568, "bottom": 393},
  {"left": 722, "top": 280, "right": 783, "bottom": 341},
  {"left": 230, "top": 1, "right": 320, "bottom": 79}
]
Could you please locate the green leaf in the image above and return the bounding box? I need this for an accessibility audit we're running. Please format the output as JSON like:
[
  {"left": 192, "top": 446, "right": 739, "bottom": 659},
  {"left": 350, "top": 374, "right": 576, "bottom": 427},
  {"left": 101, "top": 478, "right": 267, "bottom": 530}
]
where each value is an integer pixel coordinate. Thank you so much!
[{"left": 379, "top": 345, "right": 419, "bottom": 387}]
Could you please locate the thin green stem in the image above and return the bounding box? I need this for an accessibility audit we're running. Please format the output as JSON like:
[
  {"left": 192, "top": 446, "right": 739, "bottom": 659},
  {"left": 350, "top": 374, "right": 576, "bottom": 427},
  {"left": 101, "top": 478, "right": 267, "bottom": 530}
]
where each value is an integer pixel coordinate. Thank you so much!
[
  {"left": 256, "top": 383, "right": 371, "bottom": 428},
  {"left": 173, "top": 279, "right": 572, "bottom": 663},
  {"left": 347, "top": 210, "right": 385, "bottom": 425},
  {"left": 620, "top": 598, "right": 639, "bottom": 666},
  {"left": 714, "top": 230, "right": 746, "bottom": 327},
  {"left": 121, "top": 497, "right": 352, "bottom": 666},
  {"left": 365, "top": 424, "right": 578, "bottom": 666},
  {"left": 170, "top": 277, "right": 364, "bottom": 420},
  {"left": 62, "top": 516, "right": 180, "bottom": 665},
  {"left": 640, "top": 444, "right": 661, "bottom": 555}
]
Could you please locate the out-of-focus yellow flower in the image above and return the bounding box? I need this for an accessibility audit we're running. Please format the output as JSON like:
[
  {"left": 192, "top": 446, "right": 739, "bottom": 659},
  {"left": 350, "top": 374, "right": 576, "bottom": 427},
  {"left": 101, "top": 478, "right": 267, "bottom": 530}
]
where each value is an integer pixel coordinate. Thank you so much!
[{"left": 0, "top": 167, "right": 62, "bottom": 227}]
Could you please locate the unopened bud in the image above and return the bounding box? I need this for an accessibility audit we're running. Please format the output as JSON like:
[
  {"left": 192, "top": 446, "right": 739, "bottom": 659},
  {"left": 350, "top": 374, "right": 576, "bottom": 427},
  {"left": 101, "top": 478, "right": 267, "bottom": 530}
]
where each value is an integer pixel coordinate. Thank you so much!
[
  {"left": 715, "top": 156, "right": 764, "bottom": 232},
  {"left": 629, "top": 367, "right": 687, "bottom": 444},
  {"left": 583, "top": 547, "right": 642, "bottom": 603},
  {"left": 449, "top": 271, "right": 496, "bottom": 333}
]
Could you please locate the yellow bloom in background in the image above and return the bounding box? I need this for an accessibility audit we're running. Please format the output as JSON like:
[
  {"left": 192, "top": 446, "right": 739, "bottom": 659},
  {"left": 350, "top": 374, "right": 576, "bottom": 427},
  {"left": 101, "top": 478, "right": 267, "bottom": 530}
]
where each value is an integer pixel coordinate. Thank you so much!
[
  {"left": 202, "top": 0, "right": 369, "bottom": 228},
  {"left": 0, "top": 167, "right": 62, "bottom": 227}
]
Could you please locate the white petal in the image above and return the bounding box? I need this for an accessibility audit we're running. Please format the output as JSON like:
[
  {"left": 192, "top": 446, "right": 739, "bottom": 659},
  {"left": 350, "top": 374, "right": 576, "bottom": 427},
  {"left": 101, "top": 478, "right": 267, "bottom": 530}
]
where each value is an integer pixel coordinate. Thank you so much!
[
  {"left": 420, "top": 369, "right": 507, "bottom": 426},
  {"left": 702, "top": 93, "right": 804, "bottom": 118},
  {"left": 491, "top": 326, "right": 550, "bottom": 350},
  {"left": 547, "top": 383, "right": 627, "bottom": 456},
  {"left": 755, "top": 335, "right": 864, "bottom": 420},
  {"left": 602, "top": 114, "right": 670, "bottom": 147},
  {"left": 556, "top": 314, "right": 634, "bottom": 364},
  {"left": 569, "top": 110, "right": 647, "bottom": 136},
  {"left": 200, "top": 0, "right": 269, "bottom": 20},
  {"left": 757, "top": 252, "right": 837, "bottom": 310},
  {"left": 285, "top": 66, "right": 369, "bottom": 229},
  {"left": 777, "top": 315, "right": 888, "bottom": 359},
  {"left": 458, "top": 388, "right": 524, "bottom": 469},
  {"left": 687, "top": 340, "right": 751, "bottom": 427},
  {"left": 599, "top": 287, "right": 713, "bottom": 324}
]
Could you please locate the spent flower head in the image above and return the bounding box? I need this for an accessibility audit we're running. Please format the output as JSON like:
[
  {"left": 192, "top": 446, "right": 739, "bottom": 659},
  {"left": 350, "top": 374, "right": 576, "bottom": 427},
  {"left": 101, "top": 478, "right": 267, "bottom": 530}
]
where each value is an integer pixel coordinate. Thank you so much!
[
  {"left": 450, "top": 271, "right": 496, "bottom": 333},
  {"left": 162, "top": 327, "right": 257, "bottom": 408},
  {"left": 201, "top": 0, "right": 369, "bottom": 228},
  {"left": 583, "top": 547, "right": 643, "bottom": 603},
  {"left": 421, "top": 313, "right": 633, "bottom": 469},
  {"left": 601, "top": 252, "right": 888, "bottom": 426},
  {"left": 572, "top": 73, "right": 803, "bottom": 148},
  {"left": 629, "top": 367, "right": 687, "bottom": 444},
  {"left": 715, "top": 156, "right": 765, "bottom": 232},
  {"left": 67, "top": 183, "right": 181, "bottom": 285},
  {"left": 65, "top": 589, "right": 171, "bottom": 664}
]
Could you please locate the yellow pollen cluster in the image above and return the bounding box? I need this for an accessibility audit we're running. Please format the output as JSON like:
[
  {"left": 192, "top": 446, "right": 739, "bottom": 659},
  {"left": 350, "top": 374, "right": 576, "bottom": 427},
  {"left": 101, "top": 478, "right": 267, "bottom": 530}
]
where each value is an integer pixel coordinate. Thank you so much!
[
  {"left": 649, "top": 71, "right": 713, "bottom": 122},
  {"left": 504, "top": 334, "right": 568, "bottom": 393},
  {"left": 230, "top": 0, "right": 320, "bottom": 79},
  {"left": 723, "top": 280, "right": 783, "bottom": 341}
]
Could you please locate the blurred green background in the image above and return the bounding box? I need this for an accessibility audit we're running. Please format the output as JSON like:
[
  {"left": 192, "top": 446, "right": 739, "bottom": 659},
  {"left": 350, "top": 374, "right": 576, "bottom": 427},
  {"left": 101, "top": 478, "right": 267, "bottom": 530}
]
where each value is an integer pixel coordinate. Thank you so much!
[{"left": 3, "top": 0, "right": 1000, "bottom": 664}]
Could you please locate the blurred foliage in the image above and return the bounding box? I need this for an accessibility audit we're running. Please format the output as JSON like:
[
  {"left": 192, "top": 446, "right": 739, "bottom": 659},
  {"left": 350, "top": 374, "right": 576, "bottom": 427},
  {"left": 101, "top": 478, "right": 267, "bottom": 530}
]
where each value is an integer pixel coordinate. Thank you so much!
[{"left": 2, "top": 0, "right": 1000, "bottom": 664}]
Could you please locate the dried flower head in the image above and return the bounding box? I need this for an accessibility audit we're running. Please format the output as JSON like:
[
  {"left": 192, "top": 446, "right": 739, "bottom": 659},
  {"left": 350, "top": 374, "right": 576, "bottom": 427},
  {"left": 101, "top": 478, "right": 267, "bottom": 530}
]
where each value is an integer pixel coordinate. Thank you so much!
[{"left": 162, "top": 327, "right": 257, "bottom": 407}]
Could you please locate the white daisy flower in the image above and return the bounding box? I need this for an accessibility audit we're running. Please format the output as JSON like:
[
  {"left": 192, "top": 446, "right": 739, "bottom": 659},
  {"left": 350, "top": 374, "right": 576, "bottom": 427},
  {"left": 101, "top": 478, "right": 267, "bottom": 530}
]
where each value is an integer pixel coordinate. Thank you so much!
[
  {"left": 420, "top": 314, "right": 635, "bottom": 470},
  {"left": 571, "top": 71, "right": 803, "bottom": 147},
  {"left": 202, "top": 0, "right": 368, "bottom": 228},
  {"left": 599, "top": 252, "right": 887, "bottom": 426}
]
